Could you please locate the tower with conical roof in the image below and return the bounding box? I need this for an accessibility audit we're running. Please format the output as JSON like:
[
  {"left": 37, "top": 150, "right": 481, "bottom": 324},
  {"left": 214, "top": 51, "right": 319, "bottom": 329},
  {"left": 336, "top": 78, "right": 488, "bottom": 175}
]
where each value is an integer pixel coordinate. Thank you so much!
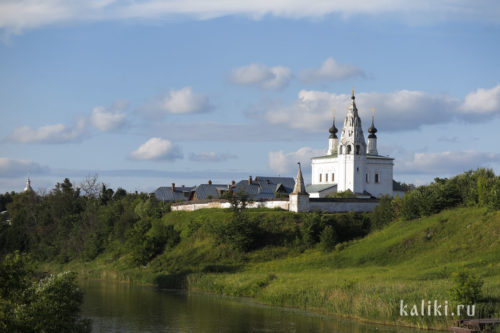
[
  {"left": 336, "top": 89, "right": 367, "bottom": 194},
  {"left": 289, "top": 163, "right": 309, "bottom": 212},
  {"left": 339, "top": 89, "right": 366, "bottom": 155}
]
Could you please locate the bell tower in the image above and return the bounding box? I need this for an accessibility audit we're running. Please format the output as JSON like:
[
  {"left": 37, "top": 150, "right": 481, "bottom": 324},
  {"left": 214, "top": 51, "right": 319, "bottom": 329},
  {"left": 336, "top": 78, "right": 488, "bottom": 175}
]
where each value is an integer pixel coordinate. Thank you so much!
[{"left": 337, "top": 89, "right": 367, "bottom": 194}]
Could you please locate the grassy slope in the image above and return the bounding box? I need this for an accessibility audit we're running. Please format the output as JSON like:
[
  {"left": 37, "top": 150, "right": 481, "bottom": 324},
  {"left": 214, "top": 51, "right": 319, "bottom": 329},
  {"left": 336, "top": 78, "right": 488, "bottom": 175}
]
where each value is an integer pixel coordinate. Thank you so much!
[
  {"left": 184, "top": 207, "right": 500, "bottom": 329},
  {"left": 53, "top": 207, "right": 500, "bottom": 330}
]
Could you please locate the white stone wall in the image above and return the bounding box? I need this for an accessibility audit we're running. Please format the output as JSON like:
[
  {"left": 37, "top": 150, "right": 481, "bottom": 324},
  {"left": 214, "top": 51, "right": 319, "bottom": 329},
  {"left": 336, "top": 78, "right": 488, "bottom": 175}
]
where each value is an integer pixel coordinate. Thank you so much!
[
  {"left": 312, "top": 154, "right": 394, "bottom": 198},
  {"left": 171, "top": 197, "right": 379, "bottom": 213},
  {"left": 172, "top": 199, "right": 289, "bottom": 212},
  {"left": 364, "top": 157, "right": 393, "bottom": 197},
  {"left": 311, "top": 157, "right": 338, "bottom": 185}
]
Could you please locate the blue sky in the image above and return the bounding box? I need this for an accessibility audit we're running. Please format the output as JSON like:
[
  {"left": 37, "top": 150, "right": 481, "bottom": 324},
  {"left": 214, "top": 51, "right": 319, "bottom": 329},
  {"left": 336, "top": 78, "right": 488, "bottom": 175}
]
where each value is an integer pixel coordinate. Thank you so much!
[{"left": 1, "top": 0, "right": 500, "bottom": 193}]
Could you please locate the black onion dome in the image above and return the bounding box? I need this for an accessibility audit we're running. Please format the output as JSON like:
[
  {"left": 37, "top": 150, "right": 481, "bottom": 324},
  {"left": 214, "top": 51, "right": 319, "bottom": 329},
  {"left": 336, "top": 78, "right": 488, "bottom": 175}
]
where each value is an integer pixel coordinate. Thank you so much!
[
  {"left": 329, "top": 121, "right": 338, "bottom": 138},
  {"left": 368, "top": 120, "right": 377, "bottom": 138}
]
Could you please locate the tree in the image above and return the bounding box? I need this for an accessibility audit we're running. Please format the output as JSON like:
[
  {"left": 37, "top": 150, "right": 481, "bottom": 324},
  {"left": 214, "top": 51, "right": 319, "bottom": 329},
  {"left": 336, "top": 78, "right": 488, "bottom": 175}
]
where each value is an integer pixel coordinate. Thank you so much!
[
  {"left": 79, "top": 174, "right": 100, "bottom": 199},
  {"left": 319, "top": 225, "right": 337, "bottom": 252},
  {"left": 370, "top": 195, "right": 394, "bottom": 230},
  {"left": 300, "top": 211, "right": 323, "bottom": 247},
  {"left": 15, "top": 272, "right": 91, "bottom": 333},
  {"left": 218, "top": 191, "right": 260, "bottom": 252},
  {"left": 0, "top": 253, "right": 91, "bottom": 332}
]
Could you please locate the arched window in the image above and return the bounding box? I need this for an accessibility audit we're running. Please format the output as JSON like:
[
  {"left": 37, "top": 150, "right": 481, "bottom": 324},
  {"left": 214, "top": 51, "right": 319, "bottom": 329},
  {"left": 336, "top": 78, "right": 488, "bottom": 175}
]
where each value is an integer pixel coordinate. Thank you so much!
[
  {"left": 332, "top": 173, "right": 335, "bottom": 182},
  {"left": 347, "top": 145, "right": 352, "bottom": 154},
  {"left": 339, "top": 146, "right": 343, "bottom": 154},
  {"left": 326, "top": 173, "right": 328, "bottom": 182},
  {"left": 356, "top": 145, "right": 360, "bottom": 155},
  {"left": 319, "top": 174, "right": 322, "bottom": 182},
  {"left": 375, "top": 173, "right": 379, "bottom": 183}
]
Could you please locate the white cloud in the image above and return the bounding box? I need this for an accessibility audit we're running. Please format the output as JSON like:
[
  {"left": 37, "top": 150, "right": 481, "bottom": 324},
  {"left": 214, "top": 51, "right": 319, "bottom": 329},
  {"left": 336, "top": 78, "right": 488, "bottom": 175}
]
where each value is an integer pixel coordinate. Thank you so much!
[
  {"left": 397, "top": 150, "right": 500, "bottom": 175},
  {"left": 259, "top": 89, "right": 461, "bottom": 133},
  {"left": 268, "top": 147, "right": 324, "bottom": 175},
  {"left": 299, "top": 57, "right": 364, "bottom": 82},
  {"left": 6, "top": 119, "right": 86, "bottom": 144},
  {"left": 157, "top": 87, "right": 211, "bottom": 114},
  {"left": 460, "top": 84, "right": 500, "bottom": 115},
  {"left": 0, "top": 157, "right": 49, "bottom": 177},
  {"left": 2, "top": 1, "right": 499, "bottom": 35},
  {"left": 189, "top": 152, "right": 237, "bottom": 162},
  {"left": 231, "top": 64, "right": 292, "bottom": 89},
  {"left": 130, "top": 137, "right": 183, "bottom": 161},
  {"left": 90, "top": 101, "right": 127, "bottom": 131}
]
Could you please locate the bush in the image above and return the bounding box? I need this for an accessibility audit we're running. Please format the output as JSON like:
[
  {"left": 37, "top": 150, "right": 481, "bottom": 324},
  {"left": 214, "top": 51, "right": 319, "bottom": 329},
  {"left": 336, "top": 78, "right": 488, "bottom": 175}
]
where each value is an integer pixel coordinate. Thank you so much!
[
  {"left": 128, "top": 218, "right": 180, "bottom": 266},
  {"left": 224, "top": 214, "right": 261, "bottom": 252},
  {"left": 398, "top": 169, "right": 500, "bottom": 221},
  {"left": 319, "top": 225, "right": 337, "bottom": 252},
  {"left": 327, "top": 190, "right": 357, "bottom": 198},
  {"left": 448, "top": 270, "right": 483, "bottom": 305},
  {"left": 15, "top": 272, "right": 91, "bottom": 333},
  {"left": 0, "top": 253, "right": 90, "bottom": 332},
  {"left": 370, "top": 195, "right": 394, "bottom": 230},
  {"left": 300, "top": 212, "right": 322, "bottom": 247}
]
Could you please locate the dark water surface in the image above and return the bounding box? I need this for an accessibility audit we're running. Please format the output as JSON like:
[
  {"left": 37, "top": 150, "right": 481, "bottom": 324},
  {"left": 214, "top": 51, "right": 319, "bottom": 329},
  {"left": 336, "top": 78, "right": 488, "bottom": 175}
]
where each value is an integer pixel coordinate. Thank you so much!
[{"left": 80, "top": 280, "right": 420, "bottom": 333}]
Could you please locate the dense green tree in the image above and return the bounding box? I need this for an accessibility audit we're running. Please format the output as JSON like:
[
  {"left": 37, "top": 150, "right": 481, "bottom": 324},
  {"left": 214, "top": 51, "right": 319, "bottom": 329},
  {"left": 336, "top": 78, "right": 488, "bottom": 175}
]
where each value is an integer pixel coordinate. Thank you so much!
[
  {"left": 0, "top": 192, "right": 14, "bottom": 212},
  {"left": 398, "top": 168, "right": 500, "bottom": 221},
  {"left": 370, "top": 195, "right": 394, "bottom": 230},
  {"left": 15, "top": 272, "right": 91, "bottom": 333},
  {"left": 300, "top": 211, "right": 323, "bottom": 247},
  {"left": 0, "top": 253, "right": 90, "bottom": 332},
  {"left": 319, "top": 225, "right": 337, "bottom": 252}
]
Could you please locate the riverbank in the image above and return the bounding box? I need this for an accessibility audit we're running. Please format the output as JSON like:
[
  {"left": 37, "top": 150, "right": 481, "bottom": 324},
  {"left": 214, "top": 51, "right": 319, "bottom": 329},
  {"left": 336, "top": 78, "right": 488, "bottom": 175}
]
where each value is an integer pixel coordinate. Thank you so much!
[
  {"left": 79, "top": 279, "right": 422, "bottom": 333},
  {"left": 41, "top": 207, "right": 500, "bottom": 331}
]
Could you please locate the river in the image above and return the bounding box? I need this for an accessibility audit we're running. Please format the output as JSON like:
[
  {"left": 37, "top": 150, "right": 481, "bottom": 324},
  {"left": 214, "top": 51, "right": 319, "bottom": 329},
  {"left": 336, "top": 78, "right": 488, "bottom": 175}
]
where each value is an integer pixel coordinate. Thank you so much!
[{"left": 80, "top": 279, "right": 421, "bottom": 333}]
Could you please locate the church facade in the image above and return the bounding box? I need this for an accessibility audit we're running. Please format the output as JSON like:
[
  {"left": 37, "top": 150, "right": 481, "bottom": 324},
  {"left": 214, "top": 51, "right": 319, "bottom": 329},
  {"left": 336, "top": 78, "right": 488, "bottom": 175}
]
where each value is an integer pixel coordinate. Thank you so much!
[{"left": 310, "top": 91, "right": 394, "bottom": 198}]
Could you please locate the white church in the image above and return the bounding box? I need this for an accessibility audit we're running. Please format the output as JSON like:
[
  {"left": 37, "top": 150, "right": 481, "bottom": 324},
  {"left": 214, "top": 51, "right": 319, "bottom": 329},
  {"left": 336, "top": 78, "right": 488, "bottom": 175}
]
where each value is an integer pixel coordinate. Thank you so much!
[{"left": 307, "top": 90, "right": 395, "bottom": 198}]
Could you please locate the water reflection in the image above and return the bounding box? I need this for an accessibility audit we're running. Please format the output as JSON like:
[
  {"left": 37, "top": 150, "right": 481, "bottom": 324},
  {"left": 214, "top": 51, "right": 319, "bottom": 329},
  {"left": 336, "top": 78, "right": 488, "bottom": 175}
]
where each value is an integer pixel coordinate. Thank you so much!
[{"left": 80, "top": 280, "right": 420, "bottom": 333}]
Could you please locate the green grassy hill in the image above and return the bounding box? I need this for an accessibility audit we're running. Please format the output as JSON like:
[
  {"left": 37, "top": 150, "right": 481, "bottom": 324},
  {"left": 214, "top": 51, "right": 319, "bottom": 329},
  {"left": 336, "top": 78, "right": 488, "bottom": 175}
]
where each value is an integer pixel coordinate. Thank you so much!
[{"left": 58, "top": 207, "right": 500, "bottom": 330}]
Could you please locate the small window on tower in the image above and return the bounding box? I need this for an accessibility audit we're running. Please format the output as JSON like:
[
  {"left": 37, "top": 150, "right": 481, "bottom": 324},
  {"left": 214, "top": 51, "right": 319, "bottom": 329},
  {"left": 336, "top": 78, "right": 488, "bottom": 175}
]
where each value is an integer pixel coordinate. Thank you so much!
[
  {"left": 339, "top": 146, "right": 343, "bottom": 154},
  {"left": 375, "top": 173, "right": 379, "bottom": 183},
  {"left": 326, "top": 173, "right": 328, "bottom": 182},
  {"left": 366, "top": 174, "right": 369, "bottom": 183},
  {"left": 332, "top": 173, "right": 335, "bottom": 182},
  {"left": 319, "top": 174, "right": 322, "bottom": 182},
  {"left": 356, "top": 145, "right": 360, "bottom": 155},
  {"left": 347, "top": 145, "right": 352, "bottom": 154}
]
